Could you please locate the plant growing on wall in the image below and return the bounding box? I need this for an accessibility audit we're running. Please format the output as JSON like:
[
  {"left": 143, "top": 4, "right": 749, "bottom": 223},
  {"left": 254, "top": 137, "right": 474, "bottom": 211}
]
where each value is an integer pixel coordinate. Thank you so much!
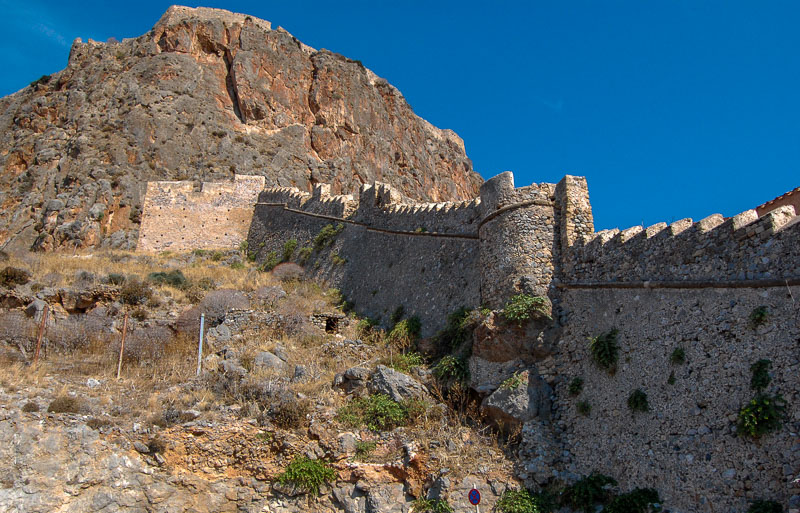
[
  {"left": 746, "top": 499, "right": 783, "bottom": 513},
  {"left": 738, "top": 393, "right": 787, "bottom": 438},
  {"left": 627, "top": 389, "right": 649, "bottom": 413},
  {"left": 749, "top": 306, "right": 770, "bottom": 328},
  {"left": 502, "top": 294, "right": 551, "bottom": 326},
  {"left": 282, "top": 238, "right": 298, "bottom": 261},
  {"left": 750, "top": 359, "right": 772, "bottom": 391},
  {"left": 590, "top": 329, "right": 619, "bottom": 372},
  {"left": 577, "top": 400, "right": 591, "bottom": 416},
  {"left": 669, "top": 347, "right": 686, "bottom": 365},
  {"left": 568, "top": 377, "right": 584, "bottom": 396},
  {"left": 561, "top": 473, "right": 618, "bottom": 512},
  {"left": 738, "top": 358, "right": 787, "bottom": 439}
]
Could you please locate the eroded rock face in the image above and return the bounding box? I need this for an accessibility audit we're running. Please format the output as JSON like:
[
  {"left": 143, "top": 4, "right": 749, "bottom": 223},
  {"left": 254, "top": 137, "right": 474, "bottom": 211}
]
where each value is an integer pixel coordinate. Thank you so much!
[{"left": 0, "top": 6, "right": 482, "bottom": 251}]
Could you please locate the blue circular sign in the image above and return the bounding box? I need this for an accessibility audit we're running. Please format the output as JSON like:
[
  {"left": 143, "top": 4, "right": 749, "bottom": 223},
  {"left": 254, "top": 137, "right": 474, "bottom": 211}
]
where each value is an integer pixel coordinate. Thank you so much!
[{"left": 468, "top": 489, "right": 481, "bottom": 505}]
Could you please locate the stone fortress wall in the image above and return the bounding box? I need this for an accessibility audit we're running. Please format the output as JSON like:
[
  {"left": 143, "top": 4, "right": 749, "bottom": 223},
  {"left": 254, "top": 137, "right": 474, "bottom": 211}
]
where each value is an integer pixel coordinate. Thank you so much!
[
  {"left": 138, "top": 170, "right": 800, "bottom": 510},
  {"left": 137, "top": 175, "right": 265, "bottom": 252}
]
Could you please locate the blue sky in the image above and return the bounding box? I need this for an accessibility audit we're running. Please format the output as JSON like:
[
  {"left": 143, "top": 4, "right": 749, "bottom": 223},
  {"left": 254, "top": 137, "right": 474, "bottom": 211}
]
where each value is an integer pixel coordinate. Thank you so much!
[{"left": 1, "top": 1, "right": 798, "bottom": 230}]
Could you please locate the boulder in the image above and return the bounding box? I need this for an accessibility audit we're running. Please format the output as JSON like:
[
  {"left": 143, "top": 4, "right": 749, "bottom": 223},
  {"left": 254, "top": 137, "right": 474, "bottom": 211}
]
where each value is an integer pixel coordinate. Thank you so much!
[
  {"left": 253, "top": 351, "right": 287, "bottom": 372},
  {"left": 481, "top": 370, "right": 551, "bottom": 428},
  {"left": 368, "top": 365, "right": 428, "bottom": 402}
]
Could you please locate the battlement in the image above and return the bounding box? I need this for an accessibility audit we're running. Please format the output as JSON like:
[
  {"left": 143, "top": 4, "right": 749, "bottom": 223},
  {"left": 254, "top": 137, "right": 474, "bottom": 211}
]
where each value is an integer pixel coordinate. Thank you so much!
[{"left": 563, "top": 204, "right": 799, "bottom": 284}]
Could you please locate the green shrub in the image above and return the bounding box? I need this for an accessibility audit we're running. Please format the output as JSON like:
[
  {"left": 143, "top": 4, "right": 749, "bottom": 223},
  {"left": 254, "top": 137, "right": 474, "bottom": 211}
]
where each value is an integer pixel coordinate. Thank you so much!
[
  {"left": 433, "top": 355, "right": 469, "bottom": 385},
  {"left": 282, "top": 239, "right": 298, "bottom": 261},
  {"left": 747, "top": 499, "right": 783, "bottom": 513},
  {"left": 496, "top": 488, "right": 556, "bottom": 513},
  {"left": 500, "top": 371, "right": 525, "bottom": 391},
  {"left": 229, "top": 261, "right": 245, "bottom": 270},
  {"left": 297, "top": 246, "right": 313, "bottom": 264},
  {"left": 577, "top": 400, "right": 591, "bottom": 416},
  {"left": 411, "top": 498, "right": 454, "bottom": 513},
  {"left": 738, "top": 393, "right": 787, "bottom": 438},
  {"left": 384, "top": 352, "right": 424, "bottom": 373},
  {"left": 331, "top": 252, "right": 346, "bottom": 265},
  {"left": 277, "top": 456, "right": 336, "bottom": 495},
  {"left": 313, "top": 223, "right": 344, "bottom": 250},
  {"left": 390, "top": 306, "right": 405, "bottom": 326},
  {"left": 627, "top": 389, "right": 649, "bottom": 413},
  {"left": 431, "top": 307, "right": 476, "bottom": 351},
  {"left": 669, "top": 347, "right": 685, "bottom": 365},
  {"left": 356, "top": 317, "right": 379, "bottom": 337},
  {"left": 590, "top": 329, "right": 619, "bottom": 372},
  {"left": 605, "top": 488, "right": 661, "bottom": 513},
  {"left": 568, "top": 377, "right": 584, "bottom": 396},
  {"left": 749, "top": 306, "right": 770, "bottom": 328},
  {"left": 561, "top": 473, "right": 618, "bottom": 513},
  {"left": 210, "top": 251, "right": 224, "bottom": 262},
  {"left": 667, "top": 371, "right": 676, "bottom": 385},
  {"left": 502, "top": 294, "right": 550, "bottom": 326},
  {"left": 147, "top": 269, "right": 187, "bottom": 288},
  {"left": 354, "top": 440, "right": 377, "bottom": 461},
  {"left": 336, "top": 394, "right": 409, "bottom": 431},
  {"left": 387, "top": 317, "right": 421, "bottom": 349},
  {"left": 261, "top": 251, "right": 280, "bottom": 272},
  {"left": 750, "top": 359, "right": 772, "bottom": 391}
]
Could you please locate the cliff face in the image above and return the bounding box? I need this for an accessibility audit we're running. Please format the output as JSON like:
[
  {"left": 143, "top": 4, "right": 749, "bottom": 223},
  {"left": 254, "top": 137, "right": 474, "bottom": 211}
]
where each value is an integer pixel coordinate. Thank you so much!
[{"left": 0, "top": 6, "right": 482, "bottom": 251}]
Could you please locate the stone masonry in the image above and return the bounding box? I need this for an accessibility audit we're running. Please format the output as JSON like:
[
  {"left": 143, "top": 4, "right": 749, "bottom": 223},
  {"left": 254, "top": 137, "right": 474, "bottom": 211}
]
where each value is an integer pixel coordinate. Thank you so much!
[{"left": 138, "top": 170, "right": 800, "bottom": 510}]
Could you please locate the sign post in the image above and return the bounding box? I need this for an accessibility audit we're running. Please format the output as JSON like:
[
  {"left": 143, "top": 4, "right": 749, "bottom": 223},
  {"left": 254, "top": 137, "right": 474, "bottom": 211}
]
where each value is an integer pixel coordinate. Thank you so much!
[
  {"left": 196, "top": 313, "right": 205, "bottom": 376},
  {"left": 468, "top": 488, "right": 481, "bottom": 513}
]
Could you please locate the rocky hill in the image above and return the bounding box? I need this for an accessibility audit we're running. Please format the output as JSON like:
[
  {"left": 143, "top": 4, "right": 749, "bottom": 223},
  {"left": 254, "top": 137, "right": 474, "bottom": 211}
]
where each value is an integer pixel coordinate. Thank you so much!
[{"left": 0, "top": 6, "right": 482, "bottom": 252}]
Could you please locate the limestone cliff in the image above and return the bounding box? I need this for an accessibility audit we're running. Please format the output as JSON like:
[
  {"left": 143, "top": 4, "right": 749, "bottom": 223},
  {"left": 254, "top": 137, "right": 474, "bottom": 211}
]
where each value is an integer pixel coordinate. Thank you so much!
[{"left": 0, "top": 6, "right": 482, "bottom": 251}]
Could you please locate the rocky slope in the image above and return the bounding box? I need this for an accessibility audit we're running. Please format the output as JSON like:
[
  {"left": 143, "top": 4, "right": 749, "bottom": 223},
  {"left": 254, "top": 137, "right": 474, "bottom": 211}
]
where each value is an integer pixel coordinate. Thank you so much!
[{"left": 0, "top": 6, "right": 482, "bottom": 251}]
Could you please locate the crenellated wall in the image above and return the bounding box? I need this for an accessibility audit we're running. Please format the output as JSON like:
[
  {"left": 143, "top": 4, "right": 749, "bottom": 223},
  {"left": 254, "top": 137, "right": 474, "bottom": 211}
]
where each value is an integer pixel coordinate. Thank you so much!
[
  {"left": 140, "top": 169, "right": 800, "bottom": 510},
  {"left": 562, "top": 205, "right": 799, "bottom": 284},
  {"left": 137, "top": 174, "right": 265, "bottom": 252}
]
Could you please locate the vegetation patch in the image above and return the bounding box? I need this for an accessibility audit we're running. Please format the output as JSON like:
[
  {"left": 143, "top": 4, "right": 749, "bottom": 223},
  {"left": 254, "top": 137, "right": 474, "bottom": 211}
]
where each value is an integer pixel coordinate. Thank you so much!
[
  {"left": 271, "top": 395, "right": 311, "bottom": 429},
  {"left": 277, "top": 456, "right": 336, "bottom": 495},
  {"left": 590, "top": 328, "right": 619, "bottom": 372},
  {"left": 387, "top": 317, "right": 421, "bottom": 350},
  {"left": 669, "top": 347, "right": 685, "bottom": 365},
  {"left": 313, "top": 223, "right": 344, "bottom": 250},
  {"left": 502, "top": 294, "right": 550, "bottom": 326},
  {"left": 496, "top": 488, "right": 556, "bottom": 513},
  {"left": 411, "top": 498, "right": 454, "bottom": 513},
  {"left": 561, "top": 473, "right": 618, "bottom": 513},
  {"left": 433, "top": 354, "right": 469, "bottom": 386},
  {"left": 749, "top": 306, "right": 770, "bottom": 328},
  {"left": 605, "top": 488, "right": 661, "bottom": 513},
  {"left": 627, "top": 389, "right": 649, "bottom": 413},
  {"left": 354, "top": 440, "right": 377, "bottom": 461},
  {"left": 336, "top": 394, "right": 410, "bottom": 431},
  {"left": 568, "top": 377, "right": 584, "bottom": 396},
  {"left": 750, "top": 359, "right": 772, "bottom": 391},
  {"left": 260, "top": 251, "right": 280, "bottom": 272},
  {"left": 282, "top": 239, "right": 298, "bottom": 262},
  {"left": 500, "top": 371, "right": 525, "bottom": 391},
  {"left": 738, "top": 393, "right": 787, "bottom": 438},
  {"left": 383, "top": 352, "right": 424, "bottom": 373},
  {"left": 47, "top": 395, "right": 83, "bottom": 414},
  {"left": 576, "top": 400, "right": 591, "bottom": 416},
  {"left": 0, "top": 266, "right": 31, "bottom": 287},
  {"left": 747, "top": 500, "right": 783, "bottom": 513},
  {"left": 431, "top": 307, "right": 478, "bottom": 351},
  {"left": 120, "top": 278, "right": 153, "bottom": 305}
]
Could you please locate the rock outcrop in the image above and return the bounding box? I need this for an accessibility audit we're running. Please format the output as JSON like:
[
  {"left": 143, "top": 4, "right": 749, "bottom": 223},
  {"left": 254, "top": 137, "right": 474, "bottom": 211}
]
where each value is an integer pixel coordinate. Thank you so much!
[{"left": 0, "top": 6, "right": 482, "bottom": 251}]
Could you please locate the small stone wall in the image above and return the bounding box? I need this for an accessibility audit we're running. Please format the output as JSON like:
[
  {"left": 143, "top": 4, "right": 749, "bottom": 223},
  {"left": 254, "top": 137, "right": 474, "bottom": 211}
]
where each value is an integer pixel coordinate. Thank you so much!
[{"left": 138, "top": 175, "right": 265, "bottom": 252}]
